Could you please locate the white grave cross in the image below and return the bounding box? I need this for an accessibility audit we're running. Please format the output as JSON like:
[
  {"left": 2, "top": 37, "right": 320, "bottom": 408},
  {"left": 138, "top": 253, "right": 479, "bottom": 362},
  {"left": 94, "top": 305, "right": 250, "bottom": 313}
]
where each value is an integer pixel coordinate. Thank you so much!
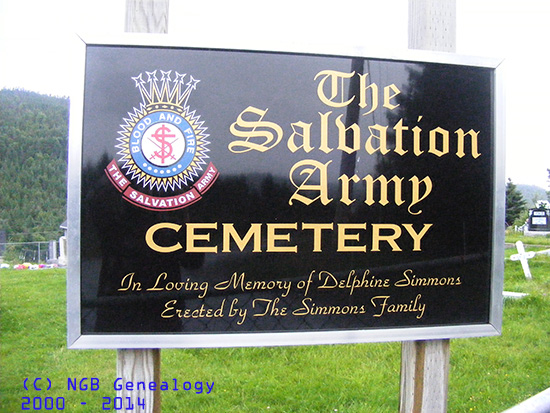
[{"left": 510, "top": 241, "right": 535, "bottom": 279}]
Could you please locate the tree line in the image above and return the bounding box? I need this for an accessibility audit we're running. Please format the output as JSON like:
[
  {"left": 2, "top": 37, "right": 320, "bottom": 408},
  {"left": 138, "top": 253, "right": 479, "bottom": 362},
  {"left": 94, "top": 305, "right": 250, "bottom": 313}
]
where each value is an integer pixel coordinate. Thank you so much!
[{"left": 0, "top": 89, "right": 68, "bottom": 242}]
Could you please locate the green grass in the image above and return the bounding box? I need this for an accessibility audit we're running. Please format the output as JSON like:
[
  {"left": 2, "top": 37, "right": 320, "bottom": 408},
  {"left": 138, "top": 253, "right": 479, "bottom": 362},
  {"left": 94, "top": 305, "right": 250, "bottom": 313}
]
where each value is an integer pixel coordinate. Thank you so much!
[
  {"left": 449, "top": 250, "right": 550, "bottom": 412},
  {"left": 505, "top": 231, "right": 550, "bottom": 246},
  {"left": 1, "top": 251, "right": 550, "bottom": 412}
]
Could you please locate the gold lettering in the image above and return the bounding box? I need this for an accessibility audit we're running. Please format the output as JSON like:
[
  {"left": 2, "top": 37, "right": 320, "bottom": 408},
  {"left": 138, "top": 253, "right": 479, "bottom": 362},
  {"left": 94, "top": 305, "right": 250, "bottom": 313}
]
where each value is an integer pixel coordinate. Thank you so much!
[
  {"left": 161, "top": 300, "right": 177, "bottom": 318},
  {"left": 338, "top": 174, "right": 360, "bottom": 205},
  {"left": 336, "top": 114, "right": 360, "bottom": 154},
  {"left": 302, "top": 223, "right": 333, "bottom": 252},
  {"left": 288, "top": 160, "right": 332, "bottom": 206},
  {"left": 228, "top": 298, "right": 247, "bottom": 325},
  {"left": 371, "top": 294, "right": 425, "bottom": 319},
  {"left": 287, "top": 121, "right": 313, "bottom": 153},
  {"left": 145, "top": 222, "right": 182, "bottom": 253},
  {"left": 429, "top": 127, "right": 449, "bottom": 157},
  {"left": 252, "top": 297, "right": 288, "bottom": 317},
  {"left": 147, "top": 272, "right": 168, "bottom": 291},
  {"left": 409, "top": 176, "right": 433, "bottom": 215},
  {"left": 402, "top": 224, "right": 432, "bottom": 251},
  {"left": 371, "top": 224, "right": 402, "bottom": 251},
  {"left": 455, "top": 128, "right": 481, "bottom": 158},
  {"left": 214, "top": 272, "right": 245, "bottom": 291},
  {"left": 118, "top": 272, "right": 141, "bottom": 291},
  {"left": 393, "top": 119, "right": 408, "bottom": 155},
  {"left": 293, "top": 297, "right": 366, "bottom": 316},
  {"left": 363, "top": 175, "right": 404, "bottom": 207},
  {"left": 359, "top": 73, "right": 378, "bottom": 115},
  {"left": 293, "top": 298, "right": 313, "bottom": 316},
  {"left": 319, "top": 111, "right": 333, "bottom": 153},
  {"left": 228, "top": 106, "right": 283, "bottom": 153},
  {"left": 145, "top": 221, "right": 434, "bottom": 254},
  {"left": 337, "top": 223, "right": 367, "bottom": 252},
  {"left": 365, "top": 124, "right": 389, "bottom": 155},
  {"left": 396, "top": 269, "right": 462, "bottom": 287},
  {"left": 413, "top": 116, "right": 424, "bottom": 156},
  {"left": 383, "top": 84, "right": 401, "bottom": 110},
  {"left": 222, "top": 223, "right": 262, "bottom": 252},
  {"left": 314, "top": 70, "right": 355, "bottom": 107},
  {"left": 186, "top": 223, "right": 218, "bottom": 253},
  {"left": 267, "top": 223, "right": 298, "bottom": 253}
]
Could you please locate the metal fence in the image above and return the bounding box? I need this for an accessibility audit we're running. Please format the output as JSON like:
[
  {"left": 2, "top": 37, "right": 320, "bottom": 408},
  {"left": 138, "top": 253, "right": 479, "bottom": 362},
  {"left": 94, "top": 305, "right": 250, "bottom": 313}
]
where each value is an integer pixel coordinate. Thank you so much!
[{"left": 0, "top": 240, "right": 59, "bottom": 264}]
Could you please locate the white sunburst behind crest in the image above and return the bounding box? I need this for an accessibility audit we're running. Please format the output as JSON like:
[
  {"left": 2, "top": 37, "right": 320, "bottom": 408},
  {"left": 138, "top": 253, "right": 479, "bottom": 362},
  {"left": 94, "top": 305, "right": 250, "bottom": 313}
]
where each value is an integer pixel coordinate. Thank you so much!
[{"left": 115, "top": 71, "right": 210, "bottom": 192}]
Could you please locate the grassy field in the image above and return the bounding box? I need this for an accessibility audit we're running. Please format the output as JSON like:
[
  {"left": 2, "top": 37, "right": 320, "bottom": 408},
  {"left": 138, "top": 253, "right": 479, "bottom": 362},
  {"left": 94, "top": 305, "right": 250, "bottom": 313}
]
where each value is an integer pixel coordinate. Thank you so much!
[
  {"left": 505, "top": 232, "right": 550, "bottom": 247},
  {"left": 1, "top": 236, "right": 549, "bottom": 412}
]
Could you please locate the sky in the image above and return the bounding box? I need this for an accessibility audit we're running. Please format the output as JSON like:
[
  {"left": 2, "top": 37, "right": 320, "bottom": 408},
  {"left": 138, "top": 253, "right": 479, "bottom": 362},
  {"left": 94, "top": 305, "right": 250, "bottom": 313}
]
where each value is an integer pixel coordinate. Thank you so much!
[{"left": 0, "top": 0, "right": 549, "bottom": 190}]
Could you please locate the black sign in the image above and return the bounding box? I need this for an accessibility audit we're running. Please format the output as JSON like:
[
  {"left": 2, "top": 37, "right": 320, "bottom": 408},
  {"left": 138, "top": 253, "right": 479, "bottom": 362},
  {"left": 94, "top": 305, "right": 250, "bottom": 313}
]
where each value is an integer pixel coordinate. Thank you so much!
[{"left": 67, "top": 39, "right": 504, "bottom": 348}]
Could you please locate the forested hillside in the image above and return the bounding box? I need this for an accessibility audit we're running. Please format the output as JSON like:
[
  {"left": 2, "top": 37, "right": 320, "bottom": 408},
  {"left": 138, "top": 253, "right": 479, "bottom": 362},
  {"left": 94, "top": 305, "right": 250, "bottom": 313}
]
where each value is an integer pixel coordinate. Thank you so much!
[
  {"left": 0, "top": 89, "right": 68, "bottom": 242},
  {"left": 517, "top": 184, "right": 549, "bottom": 208}
]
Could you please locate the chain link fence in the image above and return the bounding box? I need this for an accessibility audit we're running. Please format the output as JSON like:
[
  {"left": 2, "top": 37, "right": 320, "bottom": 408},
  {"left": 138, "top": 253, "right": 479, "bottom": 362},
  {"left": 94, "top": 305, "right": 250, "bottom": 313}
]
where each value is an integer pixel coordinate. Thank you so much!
[{"left": 0, "top": 240, "right": 63, "bottom": 265}]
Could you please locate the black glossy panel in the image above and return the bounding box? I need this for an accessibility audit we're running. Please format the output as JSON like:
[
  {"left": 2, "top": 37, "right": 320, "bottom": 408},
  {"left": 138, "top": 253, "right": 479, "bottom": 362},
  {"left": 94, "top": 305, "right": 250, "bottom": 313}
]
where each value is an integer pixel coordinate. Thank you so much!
[{"left": 80, "top": 45, "right": 495, "bottom": 334}]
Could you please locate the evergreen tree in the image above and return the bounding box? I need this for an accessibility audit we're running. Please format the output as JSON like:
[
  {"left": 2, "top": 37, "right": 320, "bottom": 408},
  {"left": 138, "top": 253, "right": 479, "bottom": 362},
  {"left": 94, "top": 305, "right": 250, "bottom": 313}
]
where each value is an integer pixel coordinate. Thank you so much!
[
  {"left": 506, "top": 178, "right": 527, "bottom": 227},
  {"left": 0, "top": 89, "right": 68, "bottom": 242}
]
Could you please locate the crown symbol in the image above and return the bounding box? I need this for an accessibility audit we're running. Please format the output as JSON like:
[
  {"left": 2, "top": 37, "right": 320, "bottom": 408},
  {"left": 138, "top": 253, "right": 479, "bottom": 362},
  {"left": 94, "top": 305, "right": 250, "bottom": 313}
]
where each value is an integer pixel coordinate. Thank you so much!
[{"left": 132, "top": 70, "right": 200, "bottom": 113}]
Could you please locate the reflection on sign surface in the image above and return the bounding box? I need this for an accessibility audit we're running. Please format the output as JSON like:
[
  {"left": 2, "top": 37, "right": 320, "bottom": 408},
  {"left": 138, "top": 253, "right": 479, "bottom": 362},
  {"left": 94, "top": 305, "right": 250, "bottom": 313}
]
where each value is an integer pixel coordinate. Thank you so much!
[{"left": 68, "top": 42, "right": 503, "bottom": 347}]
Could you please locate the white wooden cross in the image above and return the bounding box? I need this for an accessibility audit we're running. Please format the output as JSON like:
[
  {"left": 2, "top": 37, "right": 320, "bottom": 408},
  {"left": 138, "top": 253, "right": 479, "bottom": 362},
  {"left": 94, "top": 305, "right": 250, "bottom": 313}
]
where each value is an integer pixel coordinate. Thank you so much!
[{"left": 510, "top": 241, "right": 535, "bottom": 279}]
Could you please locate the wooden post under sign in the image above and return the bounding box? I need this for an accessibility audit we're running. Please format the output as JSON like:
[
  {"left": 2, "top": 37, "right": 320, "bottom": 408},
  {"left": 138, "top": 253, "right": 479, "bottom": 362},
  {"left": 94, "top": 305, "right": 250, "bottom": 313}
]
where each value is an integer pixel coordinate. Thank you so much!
[
  {"left": 401, "top": 1, "right": 455, "bottom": 412},
  {"left": 400, "top": 340, "right": 451, "bottom": 412},
  {"left": 117, "top": 349, "right": 161, "bottom": 412}
]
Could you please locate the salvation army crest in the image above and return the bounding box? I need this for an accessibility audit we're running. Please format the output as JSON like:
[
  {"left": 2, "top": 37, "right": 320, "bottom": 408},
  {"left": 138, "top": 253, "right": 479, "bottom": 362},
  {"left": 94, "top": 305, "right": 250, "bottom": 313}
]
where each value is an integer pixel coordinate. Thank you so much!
[{"left": 105, "top": 70, "right": 218, "bottom": 211}]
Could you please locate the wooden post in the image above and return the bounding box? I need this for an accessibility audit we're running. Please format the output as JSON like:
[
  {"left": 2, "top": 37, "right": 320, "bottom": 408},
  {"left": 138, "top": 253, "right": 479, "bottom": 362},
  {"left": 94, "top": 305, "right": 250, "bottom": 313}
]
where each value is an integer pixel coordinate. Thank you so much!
[
  {"left": 401, "top": 1, "right": 455, "bottom": 412},
  {"left": 400, "top": 340, "right": 450, "bottom": 413},
  {"left": 118, "top": 2, "right": 169, "bottom": 412},
  {"left": 408, "top": 0, "right": 456, "bottom": 52},
  {"left": 117, "top": 349, "right": 161, "bottom": 413},
  {"left": 125, "top": 0, "right": 169, "bottom": 33}
]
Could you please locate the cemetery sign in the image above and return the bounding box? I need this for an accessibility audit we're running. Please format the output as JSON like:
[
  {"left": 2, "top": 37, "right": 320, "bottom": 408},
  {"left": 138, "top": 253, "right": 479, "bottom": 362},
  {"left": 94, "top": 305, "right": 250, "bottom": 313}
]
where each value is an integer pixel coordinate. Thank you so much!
[{"left": 67, "top": 37, "right": 504, "bottom": 348}]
